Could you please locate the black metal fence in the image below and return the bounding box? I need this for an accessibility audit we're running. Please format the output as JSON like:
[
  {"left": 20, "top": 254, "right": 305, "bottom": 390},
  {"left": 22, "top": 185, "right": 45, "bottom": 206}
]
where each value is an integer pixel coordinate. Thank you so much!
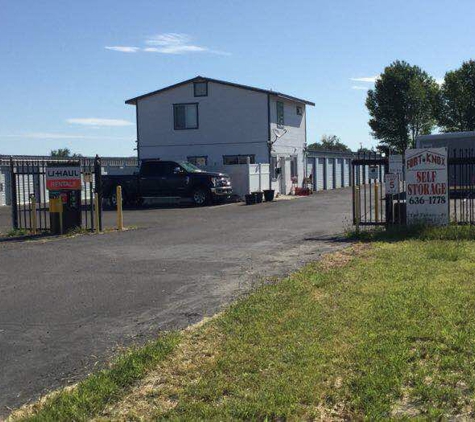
[
  {"left": 10, "top": 156, "right": 102, "bottom": 232},
  {"left": 351, "top": 152, "right": 388, "bottom": 226},
  {"left": 448, "top": 149, "right": 475, "bottom": 225}
]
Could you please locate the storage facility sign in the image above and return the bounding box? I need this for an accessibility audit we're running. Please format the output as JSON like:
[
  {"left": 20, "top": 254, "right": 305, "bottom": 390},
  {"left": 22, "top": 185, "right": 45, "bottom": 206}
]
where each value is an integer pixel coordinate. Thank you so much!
[
  {"left": 46, "top": 166, "right": 82, "bottom": 190},
  {"left": 389, "top": 154, "right": 404, "bottom": 176},
  {"left": 405, "top": 148, "right": 449, "bottom": 225}
]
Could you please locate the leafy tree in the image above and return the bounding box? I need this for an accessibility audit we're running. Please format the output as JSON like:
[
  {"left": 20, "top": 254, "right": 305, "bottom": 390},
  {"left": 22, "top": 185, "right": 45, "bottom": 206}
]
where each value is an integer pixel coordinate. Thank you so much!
[
  {"left": 366, "top": 61, "right": 439, "bottom": 153},
  {"left": 50, "top": 148, "right": 82, "bottom": 157},
  {"left": 437, "top": 59, "right": 475, "bottom": 132},
  {"left": 307, "top": 134, "right": 351, "bottom": 152}
]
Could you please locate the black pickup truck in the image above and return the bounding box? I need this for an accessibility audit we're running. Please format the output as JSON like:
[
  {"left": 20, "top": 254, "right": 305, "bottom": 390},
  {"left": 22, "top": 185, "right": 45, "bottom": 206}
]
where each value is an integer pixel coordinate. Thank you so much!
[{"left": 102, "top": 160, "right": 232, "bottom": 207}]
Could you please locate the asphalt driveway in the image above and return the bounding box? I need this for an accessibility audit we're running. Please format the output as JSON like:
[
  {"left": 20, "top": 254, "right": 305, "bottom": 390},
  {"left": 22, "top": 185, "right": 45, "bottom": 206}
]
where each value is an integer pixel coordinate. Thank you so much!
[{"left": 0, "top": 188, "right": 352, "bottom": 416}]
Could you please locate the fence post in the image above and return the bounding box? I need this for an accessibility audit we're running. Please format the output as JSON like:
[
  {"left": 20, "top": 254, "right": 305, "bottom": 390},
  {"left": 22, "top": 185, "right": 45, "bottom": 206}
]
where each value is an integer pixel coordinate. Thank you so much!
[
  {"left": 10, "top": 157, "right": 18, "bottom": 230},
  {"left": 94, "top": 193, "right": 100, "bottom": 234},
  {"left": 30, "top": 194, "right": 37, "bottom": 235},
  {"left": 94, "top": 155, "right": 103, "bottom": 231},
  {"left": 116, "top": 185, "right": 123, "bottom": 231},
  {"left": 355, "top": 185, "right": 361, "bottom": 233},
  {"left": 374, "top": 183, "right": 379, "bottom": 223}
]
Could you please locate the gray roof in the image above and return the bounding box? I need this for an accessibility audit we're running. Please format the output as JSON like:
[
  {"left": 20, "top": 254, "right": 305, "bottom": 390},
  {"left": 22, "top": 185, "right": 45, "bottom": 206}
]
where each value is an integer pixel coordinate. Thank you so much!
[
  {"left": 417, "top": 131, "right": 475, "bottom": 141},
  {"left": 125, "top": 76, "right": 315, "bottom": 106}
]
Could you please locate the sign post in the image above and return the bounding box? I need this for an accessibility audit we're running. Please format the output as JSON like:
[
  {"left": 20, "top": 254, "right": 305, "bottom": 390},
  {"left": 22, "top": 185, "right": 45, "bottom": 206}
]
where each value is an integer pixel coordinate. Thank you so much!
[{"left": 405, "top": 148, "right": 449, "bottom": 226}]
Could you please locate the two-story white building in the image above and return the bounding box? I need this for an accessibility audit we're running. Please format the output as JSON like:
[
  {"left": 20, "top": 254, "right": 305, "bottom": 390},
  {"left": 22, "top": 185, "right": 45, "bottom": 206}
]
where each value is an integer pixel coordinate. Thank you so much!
[{"left": 125, "top": 76, "right": 314, "bottom": 195}]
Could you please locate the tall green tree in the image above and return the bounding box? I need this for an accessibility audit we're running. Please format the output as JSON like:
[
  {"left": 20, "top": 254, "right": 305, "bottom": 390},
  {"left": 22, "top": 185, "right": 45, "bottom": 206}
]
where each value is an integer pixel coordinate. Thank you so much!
[
  {"left": 366, "top": 61, "right": 439, "bottom": 153},
  {"left": 307, "top": 134, "right": 351, "bottom": 152},
  {"left": 50, "top": 148, "right": 82, "bottom": 157},
  {"left": 437, "top": 59, "right": 475, "bottom": 132}
]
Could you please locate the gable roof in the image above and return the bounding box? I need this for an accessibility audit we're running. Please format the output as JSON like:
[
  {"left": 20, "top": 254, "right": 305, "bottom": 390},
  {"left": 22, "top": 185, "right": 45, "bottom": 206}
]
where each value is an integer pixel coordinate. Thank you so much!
[{"left": 125, "top": 76, "right": 315, "bottom": 106}]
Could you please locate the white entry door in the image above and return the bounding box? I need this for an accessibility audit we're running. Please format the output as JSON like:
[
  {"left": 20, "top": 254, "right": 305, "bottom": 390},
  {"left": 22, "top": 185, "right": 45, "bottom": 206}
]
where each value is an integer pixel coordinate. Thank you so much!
[{"left": 279, "top": 156, "right": 286, "bottom": 194}]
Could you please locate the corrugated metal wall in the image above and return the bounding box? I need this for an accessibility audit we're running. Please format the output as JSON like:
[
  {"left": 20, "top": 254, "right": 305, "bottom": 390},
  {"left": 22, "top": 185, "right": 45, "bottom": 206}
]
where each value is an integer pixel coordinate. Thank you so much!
[
  {"left": 317, "top": 158, "right": 325, "bottom": 190},
  {"left": 306, "top": 154, "right": 354, "bottom": 191},
  {"left": 335, "top": 158, "right": 343, "bottom": 188},
  {"left": 0, "top": 167, "right": 6, "bottom": 206},
  {"left": 344, "top": 159, "right": 350, "bottom": 187},
  {"left": 326, "top": 158, "right": 334, "bottom": 189}
]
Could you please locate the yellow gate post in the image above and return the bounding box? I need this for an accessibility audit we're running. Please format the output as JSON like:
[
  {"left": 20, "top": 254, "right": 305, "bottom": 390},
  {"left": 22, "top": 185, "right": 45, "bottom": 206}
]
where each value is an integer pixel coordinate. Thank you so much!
[
  {"left": 30, "top": 195, "right": 37, "bottom": 235},
  {"left": 94, "top": 193, "right": 100, "bottom": 234},
  {"left": 374, "top": 183, "right": 379, "bottom": 223},
  {"left": 116, "top": 185, "right": 123, "bottom": 231}
]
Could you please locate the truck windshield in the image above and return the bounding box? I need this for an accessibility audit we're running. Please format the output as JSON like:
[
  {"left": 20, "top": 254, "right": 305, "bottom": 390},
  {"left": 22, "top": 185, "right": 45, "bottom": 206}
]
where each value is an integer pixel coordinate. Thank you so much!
[{"left": 178, "top": 161, "right": 204, "bottom": 173}]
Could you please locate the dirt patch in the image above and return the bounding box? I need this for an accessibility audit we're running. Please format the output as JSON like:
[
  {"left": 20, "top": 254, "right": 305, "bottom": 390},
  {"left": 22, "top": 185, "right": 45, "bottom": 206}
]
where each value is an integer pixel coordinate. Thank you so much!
[{"left": 318, "top": 243, "right": 371, "bottom": 271}]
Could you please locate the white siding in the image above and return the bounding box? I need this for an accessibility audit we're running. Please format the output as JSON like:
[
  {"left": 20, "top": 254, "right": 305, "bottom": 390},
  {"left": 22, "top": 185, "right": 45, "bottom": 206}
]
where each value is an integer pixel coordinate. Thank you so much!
[
  {"left": 269, "top": 96, "right": 307, "bottom": 190},
  {"left": 137, "top": 82, "right": 269, "bottom": 165}
]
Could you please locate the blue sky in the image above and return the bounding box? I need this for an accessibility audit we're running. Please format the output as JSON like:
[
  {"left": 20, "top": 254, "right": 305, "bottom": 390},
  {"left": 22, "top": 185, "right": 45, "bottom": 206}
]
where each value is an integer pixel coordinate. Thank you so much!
[{"left": 1, "top": 0, "right": 474, "bottom": 157}]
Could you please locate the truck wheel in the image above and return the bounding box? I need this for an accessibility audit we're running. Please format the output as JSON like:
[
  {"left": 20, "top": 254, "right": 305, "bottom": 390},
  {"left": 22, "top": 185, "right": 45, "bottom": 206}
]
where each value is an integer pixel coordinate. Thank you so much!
[{"left": 192, "top": 187, "right": 210, "bottom": 206}]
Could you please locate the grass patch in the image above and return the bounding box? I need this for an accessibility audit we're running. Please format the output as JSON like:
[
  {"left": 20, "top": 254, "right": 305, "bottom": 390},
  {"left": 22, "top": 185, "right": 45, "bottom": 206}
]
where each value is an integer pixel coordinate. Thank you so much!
[
  {"left": 10, "top": 334, "right": 179, "bottom": 421},
  {"left": 102, "top": 231, "right": 475, "bottom": 420}
]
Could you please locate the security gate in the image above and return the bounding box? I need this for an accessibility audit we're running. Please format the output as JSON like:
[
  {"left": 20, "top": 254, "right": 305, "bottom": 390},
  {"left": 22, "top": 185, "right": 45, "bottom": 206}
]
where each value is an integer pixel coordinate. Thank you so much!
[{"left": 10, "top": 156, "right": 103, "bottom": 232}]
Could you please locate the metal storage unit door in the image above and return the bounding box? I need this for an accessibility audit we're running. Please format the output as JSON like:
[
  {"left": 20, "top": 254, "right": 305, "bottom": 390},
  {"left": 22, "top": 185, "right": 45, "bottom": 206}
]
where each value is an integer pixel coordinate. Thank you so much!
[
  {"left": 344, "top": 159, "right": 350, "bottom": 187},
  {"left": 335, "top": 158, "right": 343, "bottom": 188},
  {"left": 316, "top": 158, "right": 325, "bottom": 190},
  {"left": 0, "top": 168, "right": 5, "bottom": 206},
  {"left": 326, "top": 158, "right": 335, "bottom": 189}
]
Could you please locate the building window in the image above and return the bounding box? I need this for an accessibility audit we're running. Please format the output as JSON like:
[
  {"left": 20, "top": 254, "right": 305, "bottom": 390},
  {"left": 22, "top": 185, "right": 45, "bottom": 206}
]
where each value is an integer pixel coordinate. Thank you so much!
[
  {"left": 223, "top": 155, "right": 256, "bottom": 165},
  {"left": 187, "top": 156, "right": 208, "bottom": 167},
  {"left": 194, "top": 81, "right": 208, "bottom": 97},
  {"left": 296, "top": 105, "right": 303, "bottom": 115},
  {"left": 174, "top": 103, "right": 198, "bottom": 130},
  {"left": 276, "top": 101, "right": 284, "bottom": 128}
]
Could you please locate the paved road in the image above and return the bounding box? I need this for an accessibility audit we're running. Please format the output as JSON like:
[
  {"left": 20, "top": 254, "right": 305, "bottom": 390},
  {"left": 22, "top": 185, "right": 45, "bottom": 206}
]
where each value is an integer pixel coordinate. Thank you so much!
[{"left": 0, "top": 189, "right": 352, "bottom": 416}]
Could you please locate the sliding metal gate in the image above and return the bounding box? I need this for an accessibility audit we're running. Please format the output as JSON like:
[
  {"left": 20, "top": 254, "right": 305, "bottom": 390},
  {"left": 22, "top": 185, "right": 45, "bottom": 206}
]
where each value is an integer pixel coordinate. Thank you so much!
[{"left": 10, "top": 156, "right": 103, "bottom": 232}]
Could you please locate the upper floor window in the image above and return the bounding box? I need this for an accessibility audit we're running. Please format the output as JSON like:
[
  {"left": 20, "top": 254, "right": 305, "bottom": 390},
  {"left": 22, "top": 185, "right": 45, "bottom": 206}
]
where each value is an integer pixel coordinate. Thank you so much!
[
  {"left": 174, "top": 103, "right": 198, "bottom": 130},
  {"left": 296, "top": 105, "right": 303, "bottom": 116},
  {"left": 276, "top": 101, "right": 284, "bottom": 128},
  {"left": 194, "top": 81, "right": 208, "bottom": 97}
]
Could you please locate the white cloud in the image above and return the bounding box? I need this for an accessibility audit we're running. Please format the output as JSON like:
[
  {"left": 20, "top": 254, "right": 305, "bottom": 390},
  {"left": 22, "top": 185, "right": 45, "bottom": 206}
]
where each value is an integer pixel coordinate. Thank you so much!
[
  {"left": 66, "top": 118, "right": 133, "bottom": 127},
  {"left": 435, "top": 77, "right": 444, "bottom": 86},
  {"left": 352, "top": 85, "right": 369, "bottom": 90},
  {"left": 105, "top": 33, "right": 230, "bottom": 55},
  {"left": 105, "top": 46, "right": 140, "bottom": 53},
  {"left": 350, "top": 76, "right": 380, "bottom": 83},
  {"left": 2, "top": 133, "right": 130, "bottom": 140}
]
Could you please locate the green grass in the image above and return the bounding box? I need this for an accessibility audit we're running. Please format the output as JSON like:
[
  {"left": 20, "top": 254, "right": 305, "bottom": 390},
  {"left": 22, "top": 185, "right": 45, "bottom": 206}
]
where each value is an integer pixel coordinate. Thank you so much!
[
  {"left": 152, "top": 231, "right": 475, "bottom": 420},
  {"left": 15, "top": 227, "right": 475, "bottom": 421},
  {"left": 15, "top": 334, "right": 179, "bottom": 421}
]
